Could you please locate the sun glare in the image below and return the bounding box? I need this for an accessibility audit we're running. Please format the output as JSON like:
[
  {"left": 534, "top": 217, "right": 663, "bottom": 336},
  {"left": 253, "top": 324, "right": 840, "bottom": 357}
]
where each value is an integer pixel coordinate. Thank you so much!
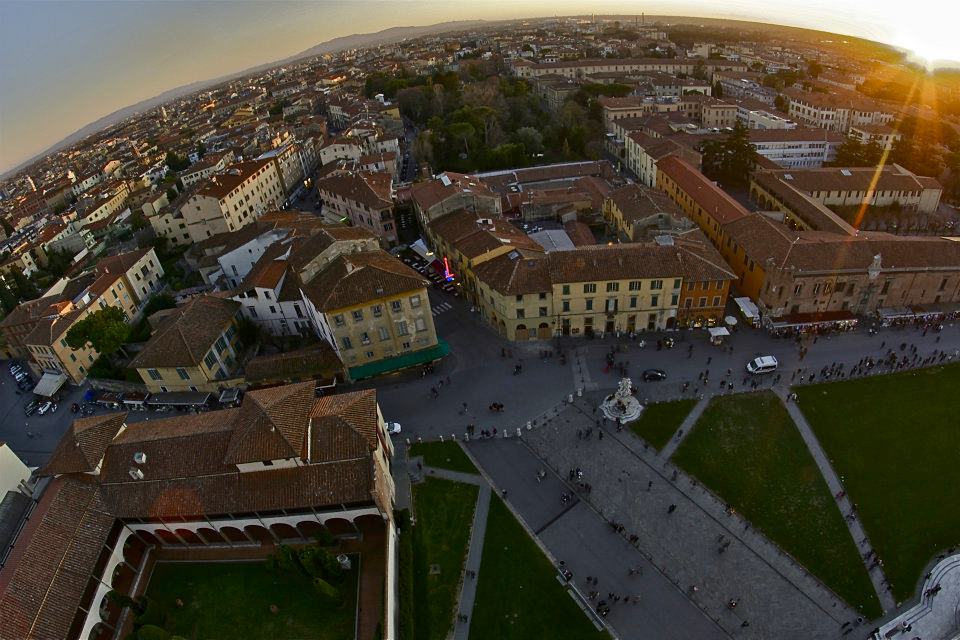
[{"left": 892, "top": 22, "right": 957, "bottom": 68}]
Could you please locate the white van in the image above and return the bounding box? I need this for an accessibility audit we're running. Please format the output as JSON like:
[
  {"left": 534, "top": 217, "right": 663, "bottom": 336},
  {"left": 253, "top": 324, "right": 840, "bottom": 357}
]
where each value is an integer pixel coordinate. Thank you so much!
[{"left": 746, "top": 355, "right": 779, "bottom": 375}]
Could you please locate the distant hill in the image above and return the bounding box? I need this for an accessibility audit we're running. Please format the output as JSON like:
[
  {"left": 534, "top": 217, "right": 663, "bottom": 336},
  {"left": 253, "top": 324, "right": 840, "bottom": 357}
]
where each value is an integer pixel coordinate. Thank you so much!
[{"left": 1, "top": 19, "right": 489, "bottom": 180}]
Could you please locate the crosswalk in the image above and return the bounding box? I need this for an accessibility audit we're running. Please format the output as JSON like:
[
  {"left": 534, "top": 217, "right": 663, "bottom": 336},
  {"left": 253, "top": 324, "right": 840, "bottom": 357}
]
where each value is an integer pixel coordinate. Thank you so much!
[{"left": 432, "top": 302, "right": 453, "bottom": 317}]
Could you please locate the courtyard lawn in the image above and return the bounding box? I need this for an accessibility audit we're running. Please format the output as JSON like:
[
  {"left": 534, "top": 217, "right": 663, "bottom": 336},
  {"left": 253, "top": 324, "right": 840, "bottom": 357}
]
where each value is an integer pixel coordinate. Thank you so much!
[
  {"left": 794, "top": 364, "right": 960, "bottom": 602},
  {"left": 673, "top": 391, "right": 881, "bottom": 618},
  {"left": 145, "top": 560, "right": 357, "bottom": 640},
  {"left": 409, "top": 440, "right": 479, "bottom": 475},
  {"left": 470, "top": 497, "right": 608, "bottom": 640},
  {"left": 412, "top": 477, "right": 479, "bottom": 640},
  {"left": 628, "top": 398, "right": 698, "bottom": 451}
]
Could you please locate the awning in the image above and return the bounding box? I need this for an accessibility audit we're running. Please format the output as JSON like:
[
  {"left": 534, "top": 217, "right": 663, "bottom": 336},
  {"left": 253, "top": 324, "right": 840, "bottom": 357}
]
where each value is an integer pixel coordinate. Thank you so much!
[
  {"left": 146, "top": 392, "right": 212, "bottom": 407},
  {"left": 734, "top": 297, "right": 760, "bottom": 322},
  {"left": 707, "top": 327, "right": 730, "bottom": 338},
  {"left": 410, "top": 239, "right": 434, "bottom": 262},
  {"left": 32, "top": 372, "right": 68, "bottom": 397},
  {"left": 348, "top": 339, "right": 450, "bottom": 380}
]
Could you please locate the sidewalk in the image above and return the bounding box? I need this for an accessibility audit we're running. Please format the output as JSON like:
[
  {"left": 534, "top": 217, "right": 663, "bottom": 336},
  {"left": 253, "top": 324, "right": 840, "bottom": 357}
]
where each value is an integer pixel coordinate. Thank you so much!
[
  {"left": 659, "top": 396, "right": 710, "bottom": 460},
  {"left": 782, "top": 396, "right": 897, "bottom": 613},
  {"left": 453, "top": 482, "right": 491, "bottom": 640}
]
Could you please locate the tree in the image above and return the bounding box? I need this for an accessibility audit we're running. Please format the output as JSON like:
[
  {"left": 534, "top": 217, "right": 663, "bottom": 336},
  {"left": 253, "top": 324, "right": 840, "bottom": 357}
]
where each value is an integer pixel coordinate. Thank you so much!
[
  {"left": 142, "top": 293, "right": 176, "bottom": 317},
  {"left": 712, "top": 81, "right": 723, "bottom": 98},
  {"left": 163, "top": 151, "right": 189, "bottom": 172},
  {"left": 196, "top": 142, "right": 206, "bottom": 158},
  {"left": 692, "top": 60, "right": 708, "bottom": 81},
  {"left": 773, "top": 94, "right": 788, "bottom": 113},
  {"left": 447, "top": 122, "right": 475, "bottom": 154},
  {"left": 514, "top": 127, "right": 544, "bottom": 154},
  {"left": 701, "top": 120, "right": 758, "bottom": 187},
  {"left": 807, "top": 61, "right": 823, "bottom": 78},
  {"left": 1, "top": 218, "right": 14, "bottom": 237},
  {"left": 165, "top": 187, "right": 178, "bottom": 202},
  {"left": 65, "top": 306, "right": 131, "bottom": 357}
]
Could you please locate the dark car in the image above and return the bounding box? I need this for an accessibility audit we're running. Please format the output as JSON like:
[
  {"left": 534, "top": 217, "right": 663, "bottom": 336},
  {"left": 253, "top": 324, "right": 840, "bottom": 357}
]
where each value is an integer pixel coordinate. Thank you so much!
[
  {"left": 24, "top": 401, "right": 38, "bottom": 417},
  {"left": 642, "top": 369, "right": 667, "bottom": 381}
]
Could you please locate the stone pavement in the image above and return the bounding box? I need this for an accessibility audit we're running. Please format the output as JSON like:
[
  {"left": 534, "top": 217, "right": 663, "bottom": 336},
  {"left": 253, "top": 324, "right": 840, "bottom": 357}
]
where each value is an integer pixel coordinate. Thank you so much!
[
  {"left": 452, "top": 478, "right": 490, "bottom": 640},
  {"left": 521, "top": 396, "right": 865, "bottom": 639},
  {"left": 873, "top": 553, "right": 960, "bottom": 640},
  {"left": 466, "top": 437, "right": 728, "bottom": 640},
  {"left": 783, "top": 397, "right": 898, "bottom": 614},
  {"left": 659, "top": 396, "right": 709, "bottom": 460}
]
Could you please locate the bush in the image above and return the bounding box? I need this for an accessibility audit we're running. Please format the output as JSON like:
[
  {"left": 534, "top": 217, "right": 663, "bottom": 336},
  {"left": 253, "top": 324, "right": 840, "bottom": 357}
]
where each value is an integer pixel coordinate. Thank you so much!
[
  {"left": 312, "top": 576, "right": 342, "bottom": 603},
  {"left": 133, "top": 597, "right": 167, "bottom": 631},
  {"left": 135, "top": 625, "right": 170, "bottom": 640}
]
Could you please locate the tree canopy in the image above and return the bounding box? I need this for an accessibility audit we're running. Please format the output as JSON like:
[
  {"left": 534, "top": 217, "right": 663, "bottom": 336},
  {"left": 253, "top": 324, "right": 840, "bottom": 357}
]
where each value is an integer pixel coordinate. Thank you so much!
[
  {"left": 701, "top": 121, "right": 759, "bottom": 187},
  {"left": 65, "top": 306, "right": 131, "bottom": 356}
]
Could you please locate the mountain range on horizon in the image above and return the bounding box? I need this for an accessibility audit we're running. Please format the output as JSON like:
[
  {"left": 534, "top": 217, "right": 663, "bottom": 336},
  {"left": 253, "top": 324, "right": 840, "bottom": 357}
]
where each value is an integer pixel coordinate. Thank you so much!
[{"left": 3, "top": 12, "right": 941, "bottom": 181}]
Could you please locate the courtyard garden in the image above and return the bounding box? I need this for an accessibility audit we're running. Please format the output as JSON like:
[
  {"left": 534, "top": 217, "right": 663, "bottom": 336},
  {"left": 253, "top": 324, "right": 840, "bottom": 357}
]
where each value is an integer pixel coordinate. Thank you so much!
[
  {"left": 794, "top": 364, "right": 960, "bottom": 602},
  {"left": 673, "top": 391, "right": 880, "bottom": 618},
  {"left": 142, "top": 558, "right": 358, "bottom": 639},
  {"left": 628, "top": 398, "right": 698, "bottom": 451}
]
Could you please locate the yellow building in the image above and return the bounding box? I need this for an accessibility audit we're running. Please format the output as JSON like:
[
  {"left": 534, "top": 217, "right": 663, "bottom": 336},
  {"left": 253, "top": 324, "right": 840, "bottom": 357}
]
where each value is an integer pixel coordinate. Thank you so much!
[{"left": 129, "top": 296, "right": 242, "bottom": 393}]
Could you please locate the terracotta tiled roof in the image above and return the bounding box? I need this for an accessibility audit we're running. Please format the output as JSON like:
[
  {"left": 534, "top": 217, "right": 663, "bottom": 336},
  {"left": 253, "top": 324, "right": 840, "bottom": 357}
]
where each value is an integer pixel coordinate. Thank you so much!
[
  {"left": 42, "top": 413, "right": 128, "bottom": 475},
  {"left": 608, "top": 183, "right": 683, "bottom": 223},
  {"left": 428, "top": 210, "right": 542, "bottom": 259},
  {"left": 547, "top": 243, "right": 686, "bottom": 283},
  {"left": 96, "top": 247, "right": 151, "bottom": 275},
  {"left": 656, "top": 155, "right": 751, "bottom": 225},
  {"left": 128, "top": 295, "right": 240, "bottom": 369},
  {"left": 472, "top": 250, "right": 552, "bottom": 296},
  {"left": 223, "top": 382, "right": 316, "bottom": 464},
  {"left": 316, "top": 170, "right": 393, "bottom": 211},
  {"left": 302, "top": 250, "right": 427, "bottom": 312},
  {"left": 311, "top": 388, "right": 380, "bottom": 451},
  {"left": 194, "top": 159, "right": 274, "bottom": 199},
  {"left": 245, "top": 343, "right": 344, "bottom": 384}
]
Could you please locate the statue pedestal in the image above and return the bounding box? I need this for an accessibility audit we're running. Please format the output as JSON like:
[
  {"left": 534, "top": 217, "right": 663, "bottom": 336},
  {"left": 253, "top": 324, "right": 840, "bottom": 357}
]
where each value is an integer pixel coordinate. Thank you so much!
[{"left": 600, "top": 377, "right": 644, "bottom": 424}]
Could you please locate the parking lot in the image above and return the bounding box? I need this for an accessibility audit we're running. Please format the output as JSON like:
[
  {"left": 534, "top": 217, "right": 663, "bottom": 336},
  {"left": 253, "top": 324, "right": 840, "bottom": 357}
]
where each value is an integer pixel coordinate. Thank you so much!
[{"left": 0, "top": 361, "right": 90, "bottom": 468}]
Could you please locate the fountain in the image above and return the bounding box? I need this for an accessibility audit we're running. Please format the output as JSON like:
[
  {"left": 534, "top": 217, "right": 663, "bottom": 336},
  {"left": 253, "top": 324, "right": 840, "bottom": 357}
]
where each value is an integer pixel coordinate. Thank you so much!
[{"left": 601, "top": 377, "right": 644, "bottom": 424}]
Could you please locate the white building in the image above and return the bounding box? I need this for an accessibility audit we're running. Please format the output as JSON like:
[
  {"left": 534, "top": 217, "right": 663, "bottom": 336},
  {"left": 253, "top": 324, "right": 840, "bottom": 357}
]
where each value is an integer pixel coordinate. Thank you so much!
[{"left": 748, "top": 128, "right": 845, "bottom": 169}]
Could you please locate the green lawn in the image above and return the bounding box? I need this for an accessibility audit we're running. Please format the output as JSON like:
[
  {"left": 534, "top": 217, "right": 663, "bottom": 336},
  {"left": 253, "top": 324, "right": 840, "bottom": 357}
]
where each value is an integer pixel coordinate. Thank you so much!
[
  {"left": 412, "top": 477, "right": 478, "bottom": 640},
  {"left": 673, "top": 391, "right": 881, "bottom": 618},
  {"left": 794, "top": 364, "right": 960, "bottom": 602},
  {"left": 409, "top": 440, "right": 479, "bottom": 475},
  {"left": 145, "top": 560, "right": 357, "bottom": 639},
  {"left": 470, "top": 497, "right": 608, "bottom": 640},
  {"left": 628, "top": 398, "right": 698, "bottom": 451}
]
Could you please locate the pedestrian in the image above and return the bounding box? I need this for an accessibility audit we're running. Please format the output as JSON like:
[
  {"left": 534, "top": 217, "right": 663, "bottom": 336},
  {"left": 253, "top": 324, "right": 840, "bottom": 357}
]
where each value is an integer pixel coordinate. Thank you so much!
[
  {"left": 647, "top": 480, "right": 653, "bottom": 491},
  {"left": 667, "top": 504, "right": 677, "bottom": 514},
  {"left": 598, "top": 430, "right": 603, "bottom": 441}
]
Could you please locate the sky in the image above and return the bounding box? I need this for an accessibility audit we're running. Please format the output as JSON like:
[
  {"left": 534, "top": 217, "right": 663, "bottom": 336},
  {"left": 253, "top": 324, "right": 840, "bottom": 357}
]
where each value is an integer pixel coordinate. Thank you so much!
[{"left": 1, "top": 0, "right": 958, "bottom": 175}]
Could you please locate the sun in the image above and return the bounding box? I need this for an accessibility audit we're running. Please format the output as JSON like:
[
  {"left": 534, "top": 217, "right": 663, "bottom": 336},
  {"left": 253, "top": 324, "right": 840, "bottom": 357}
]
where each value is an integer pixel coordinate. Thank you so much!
[{"left": 892, "top": 22, "right": 958, "bottom": 68}]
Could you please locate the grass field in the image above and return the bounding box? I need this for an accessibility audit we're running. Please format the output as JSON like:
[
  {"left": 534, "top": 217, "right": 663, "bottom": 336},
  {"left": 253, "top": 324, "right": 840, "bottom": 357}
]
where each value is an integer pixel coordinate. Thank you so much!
[
  {"left": 412, "top": 477, "right": 478, "bottom": 640},
  {"left": 470, "top": 497, "right": 608, "bottom": 640},
  {"left": 794, "top": 364, "right": 960, "bottom": 602},
  {"left": 409, "top": 440, "right": 479, "bottom": 474},
  {"left": 673, "top": 391, "right": 881, "bottom": 618},
  {"left": 628, "top": 398, "right": 698, "bottom": 451},
  {"left": 145, "top": 560, "right": 357, "bottom": 639}
]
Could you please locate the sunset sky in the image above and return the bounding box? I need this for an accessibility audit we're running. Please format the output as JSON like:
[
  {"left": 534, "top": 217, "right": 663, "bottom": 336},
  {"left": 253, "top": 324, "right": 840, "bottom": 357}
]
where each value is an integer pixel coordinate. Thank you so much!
[{"left": 1, "top": 0, "right": 957, "bottom": 174}]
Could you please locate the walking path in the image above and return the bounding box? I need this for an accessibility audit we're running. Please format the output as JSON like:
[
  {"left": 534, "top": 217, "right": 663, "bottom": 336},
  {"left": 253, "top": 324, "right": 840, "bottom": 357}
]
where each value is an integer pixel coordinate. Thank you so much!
[
  {"left": 659, "top": 396, "right": 710, "bottom": 460},
  {"left": 782, "top": 397, "right": 898, "bottom": 614},
  {"left": 521, "top": 395, "right": 864, "bottom": 638},
  {"left": 452, "top": 480, "right": 490, "bottom": 640}
]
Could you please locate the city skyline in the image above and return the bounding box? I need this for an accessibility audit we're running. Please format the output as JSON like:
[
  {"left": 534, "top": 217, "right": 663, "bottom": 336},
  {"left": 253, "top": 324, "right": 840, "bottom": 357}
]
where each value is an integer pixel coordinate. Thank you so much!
[{"left": 1, "top": 0, "right": 958, "bottom": 175}]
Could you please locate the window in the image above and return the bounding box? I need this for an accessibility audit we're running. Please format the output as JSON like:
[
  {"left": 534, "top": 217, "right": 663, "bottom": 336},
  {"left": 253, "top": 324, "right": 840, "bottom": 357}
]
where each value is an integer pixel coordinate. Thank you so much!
[
  {"left": 583, "top": 283, "right": 597, "bottom": 293},
  {"left": 562, "top": 285, "right": 570, "bottom": 295},
  {"left": 651, "top": 280, "right": 663, "bottom": 290},
  {"left": 176, "top": 368, "right": 190, "bottom": 380},
  {"left": 562, "top": 300, "right": 570, "bottom": 312},
  {"left": 341, "top": 336, "right": 353, "bottom": 349},
  {"left": 539, "top": 292, "right": 547, "bottom": 300},
  {"left": 372, "top": 304, "right": 383, "bottom": 317},
  {"left": 147, "top": 368, "right": 162, "bottom": 381},
  {"left": 216, "top": 336, "right": 228, "bottom": 352},
  {"left": 516, "top": 294, "right": 524, "bottom": 303},
  {"left": 651, "top": 294, "right": 659, "bottom": 306},
  {"left": 396, "top": 320, "right": 409, "bottom": 336},
  {"left": 352, "top": 309, "right": 364, "bottom": 322},
  {"left": 294, "top": 304, "right": 304, "bottom": 318},
  {"left": 881, "top": 280, "right": 891, "bottom": 295},
  {"left": 264, "top": 291, "right": 272, "bottom": 300},
  {"left": 684, "top": 298, "right": 692, "bottom": 308},
  {"left": 671, "top": 294, "right": 679, "bottom": 306},
  {"left": 629, "top": 281, "right": 641, "bottom": 291},
  {"left": 712, "top": 296, "right": 720, "bottom": 307},
  {"left": 410, "top": 295, "right": 421, "bottom": 308},
  {"left": 698, "top": 297, "right": 707, "bottom": 307},
  {"left": 379, "top": 326, "right": 390, "bottom": 341},
  {"left": 415, "top": 317, "right": 427, "bottom": 332},
  {"left": 812, "top": 283, "right": 821, "bottom": 296},
  {"left": 606, "top": 282, "right": 619, "bottom": 292},
  {"left": 794, "top": 283, "right": 803, "bottom": 295},
  {"left": 391, "top": 300, "right": 402, "bottom": 313},
  {"left": 334, "top": 314, "right": 345, "bottom": 326},
  {"left": 629, "top": 296, "right": 637, "bottom": 308},
  {"left": 539, "top": 307, "right": 548, "bottom": 317},
  {"left": 269, "top": 305, "right": 277, "bottom": 314},
  {"left": 585, "top": 299, "right": 593, "bottom": 311},
  {"left": 360, "top": 332, "right": 371, "bottom": 345},
  {"left": 673, "top": 279, "right": 682, "bottom": 289}
]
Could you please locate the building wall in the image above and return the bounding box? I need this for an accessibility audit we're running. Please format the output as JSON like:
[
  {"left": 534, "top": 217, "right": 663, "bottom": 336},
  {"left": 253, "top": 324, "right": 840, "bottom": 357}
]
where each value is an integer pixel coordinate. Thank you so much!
[
  {"left": 135, "top": 320, "right": 240, "bottom": 392},
  {"left": 677, "top": 279, "right": 731, "bottom": 327}
]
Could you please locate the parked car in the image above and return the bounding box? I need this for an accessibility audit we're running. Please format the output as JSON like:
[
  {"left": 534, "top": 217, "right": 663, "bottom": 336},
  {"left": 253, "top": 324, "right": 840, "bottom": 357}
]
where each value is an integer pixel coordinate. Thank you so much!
[
  {"left": 642, "top": 369, "right": 668, "bottom": 382},
  {"left": 24, "top": 401, "right": 38, "bottom": 417},
  {"left": 387, "top": 422, "right": 402, "bottom": 435},
  {"left": 38, "top": 401, "right": 52, "bottom": 415},
  {"left": 746, "top": 355, "right": 779, "bottom": 375}
]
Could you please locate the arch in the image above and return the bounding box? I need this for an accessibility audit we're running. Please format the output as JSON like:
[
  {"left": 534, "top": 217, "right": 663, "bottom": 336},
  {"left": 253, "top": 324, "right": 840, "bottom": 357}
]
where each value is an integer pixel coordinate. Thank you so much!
[
  {"left": 132, "top": 529, "right": 162, "bottom": 547},
  {"left": 665, "top": 317, "right": 677, "bottom": 329},
  {"left": 153, "top": 529, "right": 180, "bottom": 545},
  {"left": 270, "top": 522, "right": 301, "bottom": 541},
  {"left": 355, "top": 513, "right": 385, "bottom": 535},
  {"left": 323, "top": 517, "right": 355, "bottom": 537},
  {"left": 110, "top": 563, "right": 136, "bottom": 592},
  {"left": 243, "top": 524, "right": 274, "bottom": 544},
  {"left": 515, "top": 324, "right": 529, "bottom": 340},
  {"left": 537, "top": 322, "right": 551, "bottom": 339},
  {"left": 296, "top": 520, "right": 328, "bottom": 540},
  {"left": 175, "top": 528, "right": 203, "bottom": 545},
  {"left": 196, "top": 527, "right": 226, "bottom": 544},
  {"left": 219, "top": 526, "right": 249, "bottom": 543},
  {"left": 88, "top": 621, "right": 109, "bottom": 640},
  {"left": 122, "top": 536, "right": 147, "bottom": 566}
]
